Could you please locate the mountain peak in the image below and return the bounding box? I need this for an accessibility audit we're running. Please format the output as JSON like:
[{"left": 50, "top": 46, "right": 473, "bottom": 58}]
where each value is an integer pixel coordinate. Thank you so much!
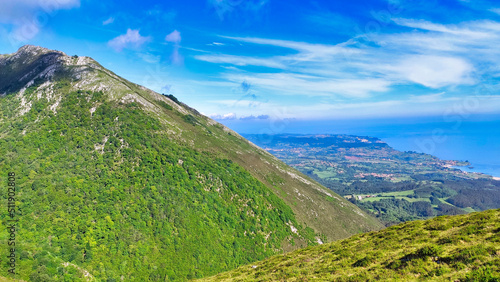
[
  {"left": 17, "top": 44, "right": 65, "bottom": 56},
  {"left": 0, "top": 45, "right": 99, "bottom": 96}
]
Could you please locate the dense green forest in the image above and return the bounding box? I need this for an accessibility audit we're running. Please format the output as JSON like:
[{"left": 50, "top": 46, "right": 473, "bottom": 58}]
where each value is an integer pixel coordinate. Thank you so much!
[
  {"left": 0, "top": 83, "right": 318, "bottom": 281},
  {"left": 202, "top": 209, "right": 500, "bottom": 281}
]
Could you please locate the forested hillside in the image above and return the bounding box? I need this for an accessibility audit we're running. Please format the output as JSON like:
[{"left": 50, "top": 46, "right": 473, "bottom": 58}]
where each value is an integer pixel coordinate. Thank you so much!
[{"left": 0, "top": 46, "right": 382, "bottom": 281}]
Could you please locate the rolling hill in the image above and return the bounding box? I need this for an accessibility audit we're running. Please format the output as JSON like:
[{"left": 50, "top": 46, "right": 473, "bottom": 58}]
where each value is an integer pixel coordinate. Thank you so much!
[
  {"left": 0, "top": 45, "right": 382, "bottom": 281},
  {"left": 202, "top": 209, "right": 500, "bottom": 281}
]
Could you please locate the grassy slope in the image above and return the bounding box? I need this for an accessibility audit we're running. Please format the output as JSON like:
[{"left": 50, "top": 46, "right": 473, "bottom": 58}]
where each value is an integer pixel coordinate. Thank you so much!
[
  {"left": 0, "top": 46, "right": 382, "bottom": 281},
  {"left": 202, "top": 209, "right": 500, "bottom": 281}
]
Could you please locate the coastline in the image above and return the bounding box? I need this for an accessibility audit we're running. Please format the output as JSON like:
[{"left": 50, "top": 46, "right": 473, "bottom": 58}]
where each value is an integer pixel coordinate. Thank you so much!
[{"left": 452, "top": 164, "right": 500, "bottom": 178}]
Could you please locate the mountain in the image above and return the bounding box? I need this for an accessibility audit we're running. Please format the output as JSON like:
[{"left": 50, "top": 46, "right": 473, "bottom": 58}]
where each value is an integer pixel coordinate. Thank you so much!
[
  {"left": 0, "top": 45, "right": 382, "bottom": 281},
  {"left": 202, "top": 209, "right": 500, "bottom": 281}
]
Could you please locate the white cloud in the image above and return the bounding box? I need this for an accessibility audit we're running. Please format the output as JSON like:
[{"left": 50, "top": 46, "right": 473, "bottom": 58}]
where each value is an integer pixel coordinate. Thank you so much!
[
  {"left": 165, "top": 30, "right": 181, "bottom": 43},
  {"left": 223, "top": 73, "right": 390, "bottom": 98},
  {"left": 392, "top": 18, "right": 492, "bottom": 38},
  {"left": 221, "top": 36, "right": 360, "bottom": 59},
  {"left": 386, "top": 19, "right": 500, "bottom": 55},
  {"left": 409, "top": 92, "right": 447, "bottom": 103},
  {"left": 195, "top": 54, "right": 285, "bottom": 69},
  {"left": 103, "top": 17, "right": 114, "bottom": 25},
  {"left": 170, "top": 47, "right": 183, "bottom": 65},
  {"left": 201, "top": 18, "right": 500, "bottom": 96},
  {"left": 239, "top": 114, "right": 269, "bottom": 120},
  {"left": 0, "top": 0, "right": 80, "bottom": 43},
  {"left": 212, "top": 99, "right": 266, "bottom": 108},
  {"left": 0, "top": 0, "right": 80, "bottom": 21},
  {"left": 165, "top": 30, "right": 183, "bottom": 65},
  {"left": 490, "top": 8, "right": 500, "bottom": 16},
  {"left": 209, "top": 113, "right": 237, "bottom": 120},
  {"left": 278, "top": 95, "right": 500, "bottom": 120},
  {"left": 108, "top": 29, "right": 151, "bottom": 52},
  {"left": 208, "top": 0, "right": 269, "bottom": 20},
  {"left": 193, "top": 17, "right": 500, "bottom": 119},
  {"left": 138, "top": 52, "right": 160, "bottom": 63},
  {"left": 392, "top": 55, "right": 474, "bottom": 88}
]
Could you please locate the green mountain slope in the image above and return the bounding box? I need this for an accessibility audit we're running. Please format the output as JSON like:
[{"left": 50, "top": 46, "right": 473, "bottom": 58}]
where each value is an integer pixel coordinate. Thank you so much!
[
  {"left": 0, "top": 45, "right": 382, "bottom": 281},
  {"left": 202, "top": 209, "right": 500, "bottom": 281}
]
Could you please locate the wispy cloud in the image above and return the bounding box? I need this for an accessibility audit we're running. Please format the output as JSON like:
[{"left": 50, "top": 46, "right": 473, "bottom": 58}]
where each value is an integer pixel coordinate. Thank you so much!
[
  {"left": 490, "top": 8, "right": 500, "bottom": 15},
  {"left": 165, "top": 30, "right": 183, "bottom": 65},
  {"left": 221, "top": 36, "right": 358, "bottom": 58},
  {"left": 209, "top": 113, "right": 237, "bottom": 120},
  {"left": 108, "top": 29, "right": 151, "bottom": 52},
  {"left": 239, "top": 114, "right": 269, "bottom": 120},
  {"left": 138, "top": 52, "right": 160, "bottom": 63},
  {"left": 195, "top": 54, "right": 285, "bottom": 69},
  {"left": 271, "top": 96, "right": 500, "bottom": 120},
  {"left": 0, "top": 0, "right": 80, "bottom": 43},
  {"left": 388, "top": 55, "right": 474, "bottom": 88},
  {"left": 165, "top": 30, "right": 181, "bottom": 44},
  {"left": 0, "top": 0, "right": 80, "bottom": 22},
  {"left": 194, "top": 17, "right": 500, "bottom": 106},
  {"left": 222, "top": 73, "right": 391, "bottom": 98},
  {"left": 209, "top": 113, "right": 270, "bottom": 121},
  {"left": 103, "top": 17, "right": 115, "bottom": 25},
  {"left": 208, "top": 0, "right": 269, "bottom": 20},
  {"left": 212, "top": 99, "right": 266, "bottom": 108}
]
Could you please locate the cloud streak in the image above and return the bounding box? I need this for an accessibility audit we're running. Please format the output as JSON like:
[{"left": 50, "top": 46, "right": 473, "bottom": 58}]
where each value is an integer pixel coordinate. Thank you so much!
[
  {"left": 194, "top": 17, "right": 500, "bottom": 105},
  {"left": 208, "top": 0, "right": 269, "bottom": 20},
  {"left": 165, "top": 30, "right": 183, "bottom": 65},
  {"left": 1, "top": 0, "right": 81, "bottom": 43}
]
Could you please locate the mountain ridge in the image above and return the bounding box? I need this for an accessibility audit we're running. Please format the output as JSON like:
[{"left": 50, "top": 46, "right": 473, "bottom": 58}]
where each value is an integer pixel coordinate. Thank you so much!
[{"left": 0, "top": 45, "right": 382, "bottom": 280}]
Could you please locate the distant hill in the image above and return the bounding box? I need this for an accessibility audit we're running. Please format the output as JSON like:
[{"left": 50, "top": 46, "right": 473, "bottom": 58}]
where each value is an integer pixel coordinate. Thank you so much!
[
  {"left": 202, "top": 209, "right": 500, "bottom": 281},
  {"left": 0, "top": 46, "right": 382, "bottom": 281},
  {"left": 244, "top": 134, "right": 500, "bottom": 225}
]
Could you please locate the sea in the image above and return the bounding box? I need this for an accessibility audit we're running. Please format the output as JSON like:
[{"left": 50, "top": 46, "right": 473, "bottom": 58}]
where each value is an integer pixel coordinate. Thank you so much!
[{"left": 220, "top": 114, "right": 500, "bottom": 177}]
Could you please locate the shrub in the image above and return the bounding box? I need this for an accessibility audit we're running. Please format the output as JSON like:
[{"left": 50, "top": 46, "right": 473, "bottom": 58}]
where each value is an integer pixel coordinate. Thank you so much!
[
  {"left": 182, "top": 114, "right": 197, "bottom": 126},
  {"left": 464, "top": 266, "right": 499, "bottom": 282},
  {"left": 415, "top": 245, "right": 442, "bottom": 258},
  {"left": 353, "top": 256, "right": 372, "bottom": 267}
]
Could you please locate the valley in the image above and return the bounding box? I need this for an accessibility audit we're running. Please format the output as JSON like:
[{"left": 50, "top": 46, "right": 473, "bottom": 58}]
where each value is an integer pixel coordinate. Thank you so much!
[{"left": 244, "top": 134, "right": 500, "bottom": 225}]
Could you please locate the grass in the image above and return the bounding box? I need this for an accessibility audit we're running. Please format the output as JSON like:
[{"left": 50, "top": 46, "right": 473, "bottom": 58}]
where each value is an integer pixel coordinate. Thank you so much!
[
  {"left": 200, "top": 209, "right": 500, "bottom": 281},
  {"left": 313, "top": 169, "right": 337, "bottom": 179},
  {"left": 463, "top": 207, "right": 477, "bottom": 213},
  {"left": 359, "top": 190, "right": 427, "bottom": 202}
]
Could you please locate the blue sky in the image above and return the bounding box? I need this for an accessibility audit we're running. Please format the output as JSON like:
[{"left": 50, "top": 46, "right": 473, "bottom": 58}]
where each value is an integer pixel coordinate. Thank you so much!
[{"left": 1, "top": 0, "right": 500, "bottom": 127}]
